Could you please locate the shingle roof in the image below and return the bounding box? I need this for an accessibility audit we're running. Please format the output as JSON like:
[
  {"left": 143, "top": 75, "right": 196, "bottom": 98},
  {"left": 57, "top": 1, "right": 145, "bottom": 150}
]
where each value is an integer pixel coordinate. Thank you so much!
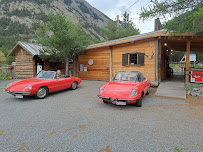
[{"left": 8, "top": 41, "right": 43, "bottom": 57}]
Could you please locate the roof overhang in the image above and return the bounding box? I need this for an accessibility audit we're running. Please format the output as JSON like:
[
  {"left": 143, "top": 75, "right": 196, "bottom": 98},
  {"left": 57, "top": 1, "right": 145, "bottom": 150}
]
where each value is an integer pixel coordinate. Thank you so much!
[{"left": 85, "top": 30, "right": 202, "bottom": 51}]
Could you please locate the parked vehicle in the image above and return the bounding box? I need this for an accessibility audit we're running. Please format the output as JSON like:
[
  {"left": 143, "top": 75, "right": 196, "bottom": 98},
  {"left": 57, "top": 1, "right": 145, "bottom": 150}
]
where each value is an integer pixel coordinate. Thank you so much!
[
  {"left": 6, "top": 70, "right": 81, "bottom": 99},
  {"left": 98, "top": 71, "right": 150, "bottom": 107}
]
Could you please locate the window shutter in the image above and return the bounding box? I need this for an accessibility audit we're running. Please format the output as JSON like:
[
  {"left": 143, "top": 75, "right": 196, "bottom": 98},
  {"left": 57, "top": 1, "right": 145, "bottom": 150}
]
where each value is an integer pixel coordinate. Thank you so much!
[
  {"left": 138, "top": 53, "right": 144, "bottom": 66},
  {"left": 122, "top": 54, "right": 128, "bottom": 66}
]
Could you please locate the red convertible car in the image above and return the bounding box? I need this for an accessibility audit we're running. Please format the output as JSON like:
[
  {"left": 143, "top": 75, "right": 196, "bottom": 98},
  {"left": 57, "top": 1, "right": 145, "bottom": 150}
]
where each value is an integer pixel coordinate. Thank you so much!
[
  {"left": 98, "top": 71, "right": 150, "bottom": 107},
  {"left": 6, "top": 70, "right": 81, "bottom": 99}
]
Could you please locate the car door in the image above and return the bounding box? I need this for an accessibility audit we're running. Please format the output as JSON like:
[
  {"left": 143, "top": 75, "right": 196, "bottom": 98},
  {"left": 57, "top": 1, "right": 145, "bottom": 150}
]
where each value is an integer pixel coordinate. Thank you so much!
[{"left": 55, "top": 77, "right": 72, "bottom": 91}]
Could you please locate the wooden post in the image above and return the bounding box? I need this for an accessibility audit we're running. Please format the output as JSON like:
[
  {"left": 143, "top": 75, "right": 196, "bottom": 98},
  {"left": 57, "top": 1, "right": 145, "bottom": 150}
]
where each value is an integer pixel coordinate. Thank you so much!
[
  {"left": 110, "top": 46, "right": 113, "bottom": 81},
  {"left": 158, "top": 38, "right": 162, "bottom": 83},
  {"left": 185, "top": 40, "right": 191, "bottom": 83},
  {"left": 155, "top": 38, "right": 159, "bottom": 82},
  {"left": 33, "top": 56, "right": 36, "bottom": 78},
  {"left": 73, "top": 56, "right": 76, "bottom": 77},
  {"left": 76, "top": 56, "right": 79, "bottom": 77},
  {"left": 65, "top": 57, "right": 69, "bottom": 76}
]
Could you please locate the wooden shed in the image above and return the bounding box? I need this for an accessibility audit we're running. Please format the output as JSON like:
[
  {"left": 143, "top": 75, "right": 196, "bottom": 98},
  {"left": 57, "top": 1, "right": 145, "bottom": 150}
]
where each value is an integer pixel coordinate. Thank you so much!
[
  {"left": 78, "top": 30, "right": 203, "bottom": 86},
  {"left": 8, "top": 42, "right": 72, "bottom": 78}
]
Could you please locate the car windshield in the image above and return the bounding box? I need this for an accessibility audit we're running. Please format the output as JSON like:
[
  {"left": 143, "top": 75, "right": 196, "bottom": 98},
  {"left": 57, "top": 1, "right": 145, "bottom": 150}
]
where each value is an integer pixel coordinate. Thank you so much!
[
  {"left": 36, "top": 71, "right": 56, "bottom": 79},
  {"left": 113, "top": 72, "right": 138, "bottom": 82}
]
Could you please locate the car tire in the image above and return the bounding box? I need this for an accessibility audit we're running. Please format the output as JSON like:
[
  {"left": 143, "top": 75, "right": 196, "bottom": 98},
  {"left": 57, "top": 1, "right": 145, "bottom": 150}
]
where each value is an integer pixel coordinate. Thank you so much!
[
  {"left": 103, "top": 100, "right": 108, "bottom": 103},
  {"left": 135, "top": 97, "right": 142, "bottom": 107},
  {"left": 34, "top": 87, "right": 48, "bottom": 99},
  {"left": 146, "top": 88, "right": 150, "bottom": 95},
  {"left": 70, "top": 82, "right": 77, "bottom": 90}
]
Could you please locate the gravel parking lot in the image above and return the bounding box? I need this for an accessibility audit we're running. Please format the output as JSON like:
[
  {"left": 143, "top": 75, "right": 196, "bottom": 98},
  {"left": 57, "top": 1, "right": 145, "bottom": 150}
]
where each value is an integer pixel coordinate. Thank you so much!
[{"left": 0, "top": 80, "right": 203, "bottom": 152}]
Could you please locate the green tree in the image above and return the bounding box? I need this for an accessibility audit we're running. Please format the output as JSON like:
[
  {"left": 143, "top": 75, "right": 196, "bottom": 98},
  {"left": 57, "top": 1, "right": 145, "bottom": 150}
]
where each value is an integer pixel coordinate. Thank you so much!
[
  {"left": 139, "top": 0, "right": 203, "bottom": 34},
  {"left": 0, "top": 46, "right": 15, "bottom": 65},
  {"left": 35, "top": 13, "right": 92, "bottom": 75},
  {"left": 101, "top": 12, "right": 140, "bottom": 41},
  {"left": 0, "top": 51, "right": 6, "bottom": 64}
]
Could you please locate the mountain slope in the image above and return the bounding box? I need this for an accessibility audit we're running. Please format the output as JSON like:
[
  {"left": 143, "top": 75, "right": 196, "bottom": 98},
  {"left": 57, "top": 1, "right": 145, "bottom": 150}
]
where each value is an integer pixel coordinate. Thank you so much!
[{"left": 0, "top": 0, "right": 111, "bottom": 49}]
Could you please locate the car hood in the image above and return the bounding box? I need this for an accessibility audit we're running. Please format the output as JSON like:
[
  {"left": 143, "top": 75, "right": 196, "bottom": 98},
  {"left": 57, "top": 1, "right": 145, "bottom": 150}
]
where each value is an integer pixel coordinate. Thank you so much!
[
  {"left": 100, "top": 81, "right": 138, "bottom": 99},
  {"left": 7, "top": 78, "right": 49, "bottom": 92},
  {"left": 105, "top": 81, "right": 136, "bottom": 91}
]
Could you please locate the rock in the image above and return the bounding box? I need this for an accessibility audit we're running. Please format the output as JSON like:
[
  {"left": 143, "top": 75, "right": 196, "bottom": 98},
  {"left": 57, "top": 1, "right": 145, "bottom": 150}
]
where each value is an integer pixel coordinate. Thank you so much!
[
  {"left": 200, "top": 88, "right": 203, "bottom": 93},
  {"left": 193, "top": 88, "right": 199, "bottom": 91},
  {"left": 191, "top": 91, "right": 197, "bottom": 97},
  {"left": 187, "top": 90, "right": 191, "bottom": 95}
]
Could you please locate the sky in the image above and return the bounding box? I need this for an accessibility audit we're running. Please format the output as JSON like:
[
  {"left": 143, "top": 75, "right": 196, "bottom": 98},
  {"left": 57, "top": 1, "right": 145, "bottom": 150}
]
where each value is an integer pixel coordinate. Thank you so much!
[{"left": 85, "top": 0, "right": 161, "bottom": 34}]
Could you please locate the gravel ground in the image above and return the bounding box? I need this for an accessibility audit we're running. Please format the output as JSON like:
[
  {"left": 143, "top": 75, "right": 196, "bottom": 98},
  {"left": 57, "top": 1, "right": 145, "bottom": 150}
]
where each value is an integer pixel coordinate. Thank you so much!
[{"left": 0, "top": 79, "right": 203, "bottom": 152}]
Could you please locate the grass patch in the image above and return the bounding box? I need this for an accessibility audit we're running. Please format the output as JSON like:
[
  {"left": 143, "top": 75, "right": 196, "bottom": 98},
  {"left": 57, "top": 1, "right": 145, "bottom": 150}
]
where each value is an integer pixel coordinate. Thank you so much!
[
  {"left": 0, "top": 78, "right": 12, "bottom": 81},
  {"left": 185, "top": 83, "right": 202, "bottom": 91},
  {"left": 170, "top": 145, "right": 189, "bottom": 152}
]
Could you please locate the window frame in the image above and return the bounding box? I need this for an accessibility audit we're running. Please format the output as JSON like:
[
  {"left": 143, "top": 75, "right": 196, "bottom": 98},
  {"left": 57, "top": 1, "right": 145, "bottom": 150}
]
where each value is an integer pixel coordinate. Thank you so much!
[{"left": 122, "top": 52, "right": 144, "bottom": 66}]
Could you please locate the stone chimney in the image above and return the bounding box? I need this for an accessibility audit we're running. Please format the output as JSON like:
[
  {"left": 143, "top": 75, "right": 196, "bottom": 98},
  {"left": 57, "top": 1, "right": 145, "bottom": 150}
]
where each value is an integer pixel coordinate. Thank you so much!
[{"left": 154, "top": 18, "right": 163, "bottom": 31}]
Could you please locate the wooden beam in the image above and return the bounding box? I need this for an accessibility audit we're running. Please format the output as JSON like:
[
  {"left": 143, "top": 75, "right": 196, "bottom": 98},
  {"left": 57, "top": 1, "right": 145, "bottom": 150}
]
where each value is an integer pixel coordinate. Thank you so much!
[
  {"left": 155, "top": 38, "right": 159, "bottom": 82},
  {"left": 158, "top": 38, "right": 162, "bottom": 83},
  {"left": 109, "top": 46, "right": 113, "bottom": 81},
  {"left": 185, "top": 40, "right": 191, "bottom": 83},
  {"left": 33, "top": 56, "right": 36, "bottom": 77}
]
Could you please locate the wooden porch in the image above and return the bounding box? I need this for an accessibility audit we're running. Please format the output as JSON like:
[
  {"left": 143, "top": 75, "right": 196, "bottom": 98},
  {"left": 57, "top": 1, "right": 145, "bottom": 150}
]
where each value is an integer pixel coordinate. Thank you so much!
[
  {"left": 160, "top": 35, "right": 203, "bottom": 83},
  {"left": 155, "top": 80, "right": 186, "bottom": 99}
]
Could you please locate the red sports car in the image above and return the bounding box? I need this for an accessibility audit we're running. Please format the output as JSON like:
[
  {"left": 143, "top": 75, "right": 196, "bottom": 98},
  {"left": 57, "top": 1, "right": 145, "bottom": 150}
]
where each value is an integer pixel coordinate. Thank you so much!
[
  {"left": 6, "top": 70, "right": 81, "bottom": 99},
  {"left": 98, "top": 71, "right": 150, "bottom": 107}
]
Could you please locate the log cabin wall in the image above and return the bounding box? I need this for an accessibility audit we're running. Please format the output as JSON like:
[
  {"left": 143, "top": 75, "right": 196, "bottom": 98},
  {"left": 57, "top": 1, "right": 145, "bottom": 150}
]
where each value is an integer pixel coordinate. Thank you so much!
[
  {"left": 112, "top": 38, "right": 156, "bottom": 82},
  {"left": 14, "top": 47, "right": 34, "bottom": 78},
  {"left": 78, "top": 38, "right": 156, "bottom": 82},
  {"left": 78, "top": 47, "right": 110, "bottom": 81}
]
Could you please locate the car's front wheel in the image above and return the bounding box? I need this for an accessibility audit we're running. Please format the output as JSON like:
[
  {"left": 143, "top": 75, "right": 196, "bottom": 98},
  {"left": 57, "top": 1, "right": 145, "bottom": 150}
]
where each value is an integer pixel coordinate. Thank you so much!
[
  {"left": 135, "top": 97, "right": 142, "bottom": 107},
  {"left": 34, "top": 87, "right": 48, "bottom": 99},
  {"left": 70, "top": 82, "right": 77, "bottom": 90}
]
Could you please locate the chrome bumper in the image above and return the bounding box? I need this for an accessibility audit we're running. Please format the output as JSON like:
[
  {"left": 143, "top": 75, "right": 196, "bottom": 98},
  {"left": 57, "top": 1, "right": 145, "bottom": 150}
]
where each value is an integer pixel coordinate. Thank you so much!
[
  {"left": 98, "top": 95, "right": 137, "bottom": 102},
  {"left": 6, "top": 90, "right": 31, "bottom": 96}
]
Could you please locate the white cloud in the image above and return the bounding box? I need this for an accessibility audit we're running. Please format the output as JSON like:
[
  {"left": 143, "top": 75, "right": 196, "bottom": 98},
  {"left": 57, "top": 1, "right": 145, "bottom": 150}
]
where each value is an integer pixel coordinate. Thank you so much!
[{"left": 85, "top": 0, "right": 157, "bottom": 33}]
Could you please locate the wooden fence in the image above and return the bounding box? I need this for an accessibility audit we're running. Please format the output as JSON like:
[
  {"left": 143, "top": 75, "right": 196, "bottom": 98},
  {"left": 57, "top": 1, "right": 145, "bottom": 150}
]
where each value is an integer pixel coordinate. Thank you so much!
[{"left": 0, "top": 66, "right": 15, "bottom": 79}]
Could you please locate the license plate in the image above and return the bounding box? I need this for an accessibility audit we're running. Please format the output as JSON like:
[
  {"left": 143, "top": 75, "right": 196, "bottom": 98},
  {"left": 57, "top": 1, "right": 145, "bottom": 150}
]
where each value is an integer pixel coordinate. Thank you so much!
[
  {"left": 116, "top": 102, "right": 126, "bottom": 105},
  {"left": 16, "top": 95, "right": 23, "bottom": 99}
]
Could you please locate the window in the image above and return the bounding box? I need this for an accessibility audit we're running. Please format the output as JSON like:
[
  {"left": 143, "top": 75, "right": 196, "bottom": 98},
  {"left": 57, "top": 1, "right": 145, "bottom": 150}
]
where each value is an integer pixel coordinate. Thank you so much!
[
  {"left": 122, "top": 52, "right": 144, "bottom": 66},
  {"left": 129, "top": 54, "right": 138, "bottom": 65}
]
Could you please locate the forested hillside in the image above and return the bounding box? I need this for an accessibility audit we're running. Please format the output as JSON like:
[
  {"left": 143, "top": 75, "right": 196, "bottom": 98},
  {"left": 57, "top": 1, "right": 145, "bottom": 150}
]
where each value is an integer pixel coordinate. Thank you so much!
[{"left": 0, "top": 0, "right": 111, "bottom": 51}]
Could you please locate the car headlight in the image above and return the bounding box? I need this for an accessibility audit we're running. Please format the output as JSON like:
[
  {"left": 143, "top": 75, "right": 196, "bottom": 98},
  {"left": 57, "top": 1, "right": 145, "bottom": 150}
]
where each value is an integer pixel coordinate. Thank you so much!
[
  {"left": 131, "top": 90, "right": 138, "bottom": 96},
  {"left": 23, "top": 85, "right": 32, "bottom": 91},
  {"left": 7, "top": 82, "right": 13, "bottom": 88},
  {"left": 99, "top": 87, "right": 104, "bottom": 93}
]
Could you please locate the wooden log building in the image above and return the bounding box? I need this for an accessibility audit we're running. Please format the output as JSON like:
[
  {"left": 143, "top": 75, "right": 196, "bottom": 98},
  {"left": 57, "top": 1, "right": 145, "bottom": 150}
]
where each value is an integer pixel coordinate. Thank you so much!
[
  {"left": 78, "top": 30, "right": 203, "bottom": 85},
  {"left": 8, "top": 42, "right": 70, "bottom": 78}
]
